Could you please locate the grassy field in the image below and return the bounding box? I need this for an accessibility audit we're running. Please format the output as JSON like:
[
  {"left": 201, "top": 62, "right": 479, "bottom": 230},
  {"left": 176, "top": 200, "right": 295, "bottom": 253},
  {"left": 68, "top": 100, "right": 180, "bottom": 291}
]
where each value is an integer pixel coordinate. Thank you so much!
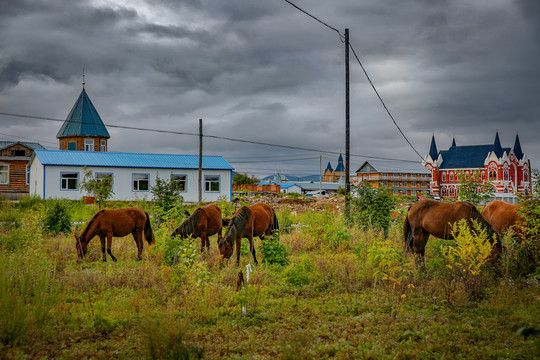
[{"left": 0, "top": 198, "right": 539, "bottom": 359}]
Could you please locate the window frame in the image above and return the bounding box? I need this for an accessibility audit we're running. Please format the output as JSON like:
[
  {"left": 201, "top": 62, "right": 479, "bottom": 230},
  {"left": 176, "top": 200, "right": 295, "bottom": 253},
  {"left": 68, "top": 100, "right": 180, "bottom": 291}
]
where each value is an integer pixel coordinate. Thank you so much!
[
  {"left": 204, "top": 175, "right": 220, "bottom": 193},
  {"left": 60, "top": 172, "right": 79, "bottom": 191},
  {"left": 132, "top": 173, "right": 150, "bottom": 192},
  {"left": 84, "top": 139, "right": 94, "bottom": 152},
  {"left": 100, "top": 140, "right": 106, "bottom": 152},
  {"left": 95, "top": 172, "right": 114, "bottom": 191},
  {"left": 171, "top": 174, "right": 187, "bottom": 192},
  {"left": 0, "top": 164, "right": 9, "bottom": 185},
  {"left": 68, "top": 142, "right": 77, "bottom": 151}
]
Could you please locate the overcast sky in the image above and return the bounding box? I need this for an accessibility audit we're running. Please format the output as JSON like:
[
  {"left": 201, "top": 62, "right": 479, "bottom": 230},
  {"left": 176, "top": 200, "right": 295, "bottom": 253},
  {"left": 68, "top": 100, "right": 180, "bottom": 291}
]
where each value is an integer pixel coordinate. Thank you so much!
[{"left": 1, "top": 0, "right": 539, "bottom": 178}]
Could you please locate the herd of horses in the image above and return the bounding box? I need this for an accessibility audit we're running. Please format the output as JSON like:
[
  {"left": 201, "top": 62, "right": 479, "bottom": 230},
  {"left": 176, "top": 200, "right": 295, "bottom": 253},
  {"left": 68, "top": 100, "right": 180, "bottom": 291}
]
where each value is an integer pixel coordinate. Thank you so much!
[{"left": 75, "top": 199, "right": 523, "bottom": 264}]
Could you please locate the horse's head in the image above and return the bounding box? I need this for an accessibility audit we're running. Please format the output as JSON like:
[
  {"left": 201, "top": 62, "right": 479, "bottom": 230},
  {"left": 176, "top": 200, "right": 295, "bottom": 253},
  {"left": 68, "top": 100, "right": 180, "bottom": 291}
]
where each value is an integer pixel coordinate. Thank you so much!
[
  {"left": 219, "top": 224, "right": 236, "bottom": 259},
  {"left": 74, "top": 233, "right": 88, "bottom": 263}
]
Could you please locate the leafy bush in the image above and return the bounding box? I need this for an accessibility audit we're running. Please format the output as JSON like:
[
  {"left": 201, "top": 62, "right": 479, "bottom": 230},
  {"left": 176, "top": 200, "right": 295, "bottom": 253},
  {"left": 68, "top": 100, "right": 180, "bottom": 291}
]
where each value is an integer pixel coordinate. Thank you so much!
[
  {"left": 442, "top": 219, "right": 494, "bottom": 300},
  {"left": 351, "top": 182, "right": 396, "bottom": 235},
  {"left": 259, "top": 231, "right": 289, "bottom": 266},
  {"left": 284, "top": 257, "right": 318, "bottom": 287},
  {"left": 151, "top": 175, "right": 184, "bottom": 223},
  {"left": 79, "top": 167, "right": 114, "bottom": 207},
  {"left": 42, "top": 199, "right": 72, "bottom": 234},
  {"left": 367, "top": 239, "right": 414, "bottom": 288},
  {"left": 516, "top": 169, "right": 540, "bottom": 273},
  {"left": 16, "top": 195, "right": 43, "bottom": 211},
  {"left": 277, "top": 208, "right": 294, "bottom": 234}
]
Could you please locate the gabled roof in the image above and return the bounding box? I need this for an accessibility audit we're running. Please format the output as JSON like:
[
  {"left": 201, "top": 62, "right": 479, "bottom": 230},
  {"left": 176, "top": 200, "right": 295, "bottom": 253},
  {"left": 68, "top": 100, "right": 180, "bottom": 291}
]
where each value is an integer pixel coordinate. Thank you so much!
[
  {"left": 356, "top": 160, "right": 429, "bottom": 174},
  {"left": 439, "top": 144, "right": 511, "bottom": 169},
  {"left": 56, "top": 89, "right": 110, "bottom": 138},
  {"left": 0, "top": 141, "right": 46, "bottom": 151},
  {"left": 31, "top": 150, "right": 233, "bottom": 170}
]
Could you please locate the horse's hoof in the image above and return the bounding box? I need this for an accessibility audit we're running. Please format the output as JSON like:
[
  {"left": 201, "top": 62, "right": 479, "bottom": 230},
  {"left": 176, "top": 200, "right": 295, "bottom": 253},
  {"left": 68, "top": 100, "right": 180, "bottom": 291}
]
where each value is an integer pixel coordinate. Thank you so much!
[
  {"left": 112, "top": 258, "right": 118, "bottom": 262},
  {"left": 135, "top": 257, "right": 142, "bottom": 261}
]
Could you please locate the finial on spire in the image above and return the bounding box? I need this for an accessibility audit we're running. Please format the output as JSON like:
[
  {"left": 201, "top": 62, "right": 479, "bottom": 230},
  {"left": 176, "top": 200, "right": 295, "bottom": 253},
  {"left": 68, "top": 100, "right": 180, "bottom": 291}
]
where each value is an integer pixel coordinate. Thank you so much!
[{"left": 82, "top": 68, "right": 85, "bottom": 89}]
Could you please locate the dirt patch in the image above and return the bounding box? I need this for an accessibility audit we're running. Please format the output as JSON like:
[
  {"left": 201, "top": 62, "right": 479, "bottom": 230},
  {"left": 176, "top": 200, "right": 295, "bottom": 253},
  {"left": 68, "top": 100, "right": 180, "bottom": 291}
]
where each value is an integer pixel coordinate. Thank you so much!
[{"left": 238, "top": 195, "right": 346, "bottom": 214}]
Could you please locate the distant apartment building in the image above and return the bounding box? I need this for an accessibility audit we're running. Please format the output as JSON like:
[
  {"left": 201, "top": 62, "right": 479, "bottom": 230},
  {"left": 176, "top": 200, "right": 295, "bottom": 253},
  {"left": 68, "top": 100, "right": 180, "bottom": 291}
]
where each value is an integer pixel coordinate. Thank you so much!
[{"left": 355, "top": 160, "right": 431, "bottom": 197}]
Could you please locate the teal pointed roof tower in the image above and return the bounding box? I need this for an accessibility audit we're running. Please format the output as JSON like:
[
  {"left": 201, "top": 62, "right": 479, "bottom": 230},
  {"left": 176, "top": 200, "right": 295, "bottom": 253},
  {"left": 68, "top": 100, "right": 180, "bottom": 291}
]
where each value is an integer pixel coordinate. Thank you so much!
[{"left": 56, "top": 88, "right": 110, "bottom": 139}]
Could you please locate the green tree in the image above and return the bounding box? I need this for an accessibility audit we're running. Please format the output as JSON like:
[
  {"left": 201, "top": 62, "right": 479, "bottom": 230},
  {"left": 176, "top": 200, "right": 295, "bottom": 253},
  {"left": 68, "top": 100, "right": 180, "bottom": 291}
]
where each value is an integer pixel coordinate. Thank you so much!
[
  {"left": 233, "top": 173, "right": 258, "bottom": 185},
  {"left": 457, "top": 170, "right": 494, "bottom": 204},
  {"left": 79, "top": 167, "right": 114, "bottom": 208},
  {"left": 516, "top": 169, "right": 540, "bottom": 272},
  {"left": 151, "top": 175, "right": 184, "bottom": 223},
  {"left": 351, "top": 181, "right": 396, "bottom": 234}
]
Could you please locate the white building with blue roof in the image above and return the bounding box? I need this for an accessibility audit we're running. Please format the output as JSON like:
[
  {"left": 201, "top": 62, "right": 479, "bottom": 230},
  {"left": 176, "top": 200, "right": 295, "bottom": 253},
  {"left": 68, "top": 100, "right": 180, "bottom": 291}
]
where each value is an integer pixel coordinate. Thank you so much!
[{"left": 29, "top": 150, "right": 234, "bottom": 202}]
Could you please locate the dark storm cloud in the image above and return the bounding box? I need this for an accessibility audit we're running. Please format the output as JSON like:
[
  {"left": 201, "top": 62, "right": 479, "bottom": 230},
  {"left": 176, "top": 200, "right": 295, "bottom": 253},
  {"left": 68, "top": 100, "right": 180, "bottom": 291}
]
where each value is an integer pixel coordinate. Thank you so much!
[{"left": 0, "top": 0, "right": 539, "bottom": 177}]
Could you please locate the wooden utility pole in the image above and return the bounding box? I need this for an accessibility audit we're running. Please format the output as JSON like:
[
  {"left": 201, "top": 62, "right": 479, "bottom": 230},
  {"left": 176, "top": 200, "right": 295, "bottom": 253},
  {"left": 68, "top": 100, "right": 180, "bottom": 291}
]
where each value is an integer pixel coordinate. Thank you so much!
[
  {"left": 319, "top": 154, "right": 322, "bottom": 194},
  {"left": 345, "top": 29, "right": 351, "bottom": 217},
  {"left": 198, "top": 119, "right": 203, "bottom": 203}
]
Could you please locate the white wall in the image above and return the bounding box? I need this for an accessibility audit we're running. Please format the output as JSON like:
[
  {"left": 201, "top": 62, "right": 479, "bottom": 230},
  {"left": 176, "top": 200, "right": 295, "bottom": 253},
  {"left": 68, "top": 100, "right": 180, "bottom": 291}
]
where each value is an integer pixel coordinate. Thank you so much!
[{"left": 30, "top": 164, "right": 232, "bottom": 202}]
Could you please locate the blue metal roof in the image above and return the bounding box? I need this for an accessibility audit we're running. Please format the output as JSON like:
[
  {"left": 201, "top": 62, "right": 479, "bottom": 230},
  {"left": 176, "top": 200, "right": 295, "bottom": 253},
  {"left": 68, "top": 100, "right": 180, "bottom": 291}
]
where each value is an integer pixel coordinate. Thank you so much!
[
  {"left": 56, "top": 89, "right": 110, "bottom": 138},
  {"left": 0, "top": 141, "right": 46, "bottom": 151},
  {"left": 439, "top": 145, "right": 511, "bottom": 169},
  {"left": 32, "top": 150, "right": 234, "bottom": 170}
]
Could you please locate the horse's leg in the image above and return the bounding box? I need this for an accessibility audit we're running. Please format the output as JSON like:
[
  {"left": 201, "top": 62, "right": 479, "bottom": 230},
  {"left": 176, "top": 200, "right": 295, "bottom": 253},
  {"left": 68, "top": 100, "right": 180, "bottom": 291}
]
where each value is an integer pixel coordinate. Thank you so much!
[
  {"left": 99, "top": 235, "right": 107, "bottom": 262},
  {"left": 250, "top": 234, "right": 258, "bottom": 265},
  {"left": 236, "top": 237, "right": 242, "bottom": 266},
  {"left": 133, "top": 230, "right": 143, "bottom": 261},
  {"left": 201, "top": 232, "right": 209, "bottom": 253},
  {"left": 106, "top": 234, "right": 117, "bottom": 262},
  {"left": 412, "top": 227, "right": 428, "bottom": 261}
]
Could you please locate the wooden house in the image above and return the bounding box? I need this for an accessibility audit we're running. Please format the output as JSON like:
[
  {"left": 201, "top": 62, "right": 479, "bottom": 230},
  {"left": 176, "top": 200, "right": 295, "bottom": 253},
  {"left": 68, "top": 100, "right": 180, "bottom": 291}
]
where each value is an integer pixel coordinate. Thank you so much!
[{"left": 0, "top": 141, "right": 46, "bottom": 199}]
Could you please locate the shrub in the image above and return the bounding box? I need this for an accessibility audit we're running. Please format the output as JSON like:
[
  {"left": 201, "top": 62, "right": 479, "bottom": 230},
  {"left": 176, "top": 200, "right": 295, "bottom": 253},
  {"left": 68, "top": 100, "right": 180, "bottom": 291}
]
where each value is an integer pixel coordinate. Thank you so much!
[
  {"left": 259, "top": 231, "right": 289, "bottom": 266},
  {"left": 42, "top": 199, "right": 72, "bottom": 234},
  {"left": 442, "top": 219, "right": 494, "bottom": 300},
  {"left": 350, "top": 181, "right": 396, "bottom": 235},
  {"left": 79, "top": 167, "right": 114, "bottom": 207},
  {"left": 151, "top": 175, "right": 184, "bottom": 223},
  {"left": 284, "top": 257, "right": 318, "bottom": 287},
  {"left": 277, "top": 208, "right": 294, "bottom": 234}
]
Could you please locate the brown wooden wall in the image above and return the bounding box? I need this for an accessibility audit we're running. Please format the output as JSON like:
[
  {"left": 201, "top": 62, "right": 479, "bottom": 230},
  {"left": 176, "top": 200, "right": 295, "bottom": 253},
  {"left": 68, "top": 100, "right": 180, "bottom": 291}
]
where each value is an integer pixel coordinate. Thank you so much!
[
  {"left": 59, "top": 136, "right": 108, "bottom": 151},
  {"left": 0, "top": 160, "right": 29, "bottom": 194}
]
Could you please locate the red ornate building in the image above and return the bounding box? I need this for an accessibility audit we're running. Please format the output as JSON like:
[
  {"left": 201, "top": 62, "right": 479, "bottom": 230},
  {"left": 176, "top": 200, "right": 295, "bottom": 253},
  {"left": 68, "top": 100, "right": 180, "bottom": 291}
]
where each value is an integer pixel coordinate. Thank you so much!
[{"left": 423, "top": 132, "right": 531, "bottom": 198}]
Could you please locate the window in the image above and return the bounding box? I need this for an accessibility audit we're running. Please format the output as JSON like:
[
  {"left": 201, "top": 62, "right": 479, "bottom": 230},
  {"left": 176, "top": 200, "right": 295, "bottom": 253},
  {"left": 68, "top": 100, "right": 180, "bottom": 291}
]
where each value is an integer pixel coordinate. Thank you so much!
[
  {"left": 133, "top": 174, "right": 149, "bottom": 191},
  {"left": 61, "top": 172, "right": 78, "bottom": 190},
  {"left": 10, "top": 149, "right": 26, "bottom": 157},
  {"left": 96, "top": 172, "right": 113, "bottom": 188},
  {"left": 449, "top": 172, "right": 454, "bottom": 181},
  {"left": 393, "top": 181, "right": 399, "bottom": 187},
  {"left": 26, "top": 166, "right": 30, "bottom": 185},
  {"left": 411, "top": 181, "right": 416, "bottom": 187},
  {"left": 0, "top": 165, "right": 8, "bottom": 184},
  {"left": 68, "top": 142, "right": 77, "bottom": 151},
  {"left": 442, "top": 173, "right": 446, "bottom": 182},
  {"left": 85, "top": 139, "right": 94, "bottom": 151},
  {"left": 100, "top": 140, "right": 106, "bottom": 152},
  {"left": 393, "top": 190, "right": 399, "bottom": 195},
  {"left": 205, "top": 175, "right": 220, "bottom": 192},
  {"left": 171, "top": 174, "right": 187, "bottom": 192}
]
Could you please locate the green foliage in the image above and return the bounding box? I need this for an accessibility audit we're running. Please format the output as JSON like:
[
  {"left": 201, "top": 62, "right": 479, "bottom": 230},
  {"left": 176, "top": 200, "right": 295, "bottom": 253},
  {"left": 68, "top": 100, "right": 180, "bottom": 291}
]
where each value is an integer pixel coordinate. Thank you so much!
[
  {"left": 299, "top": 211, "right": 352, "bottom": 250},
  {"left": 16, "top": 195, "right": 43, "bottom": 211},
  {"left": 233, "top": 173, "right": 258, "bottom": 185},
  {"left": 350, "top": 182, "right": 396, "bottom": 234},
  {"left": 457, "top": 170, "right": 494, "bottom": 204},
  {"left": 42, "top": 199, "right": 72, "bottom": 234},
  {"left": 79, "top": 167, "right": 114, "bottom": 207},
  {"left": 367, "top": 239, "right": 414, "bottom": 287},
  {"left": 0, "top": 212, "right": 42, "bottom": 252},
  {"left": 277, "top": 208, "right": 294, "bottom": 234},
  {"left": 259, "top": 231, "right": 289, "bottom": 266},
  {"left": 515, "top": 169, "right": 540, "bottom": 273},
  {"left": 284, "top": 257, "right": 318, "bottom": 287},
  {"left": 442, "top": 219, "right": 494, "bottom": 300},
  {"left": 151, "top": 175, "right": 184, "bottom": 224},
  {"left": 0, "top": 252, "right": 58, "bottom": 346}
]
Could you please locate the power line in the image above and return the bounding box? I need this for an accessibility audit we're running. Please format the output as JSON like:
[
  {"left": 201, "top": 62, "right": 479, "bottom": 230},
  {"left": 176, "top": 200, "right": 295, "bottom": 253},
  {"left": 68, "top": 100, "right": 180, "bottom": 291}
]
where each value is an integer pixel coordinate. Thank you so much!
[
  {"left": 283, "top": 0, "right": 424, "bottom": 160},
  {"left": 0, "top": 111, "right": 421, "bottom": 163}
]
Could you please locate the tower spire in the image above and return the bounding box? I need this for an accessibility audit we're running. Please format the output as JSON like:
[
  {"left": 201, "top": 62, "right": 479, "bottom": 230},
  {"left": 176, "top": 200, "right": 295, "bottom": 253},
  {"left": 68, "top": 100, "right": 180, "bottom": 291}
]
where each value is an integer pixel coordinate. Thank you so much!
[
  {"left": 429, "top": 135, "right": 438, "bottom": 160},
  {"left": 82, "top": 68, "right": 85, "bottom": 89}
]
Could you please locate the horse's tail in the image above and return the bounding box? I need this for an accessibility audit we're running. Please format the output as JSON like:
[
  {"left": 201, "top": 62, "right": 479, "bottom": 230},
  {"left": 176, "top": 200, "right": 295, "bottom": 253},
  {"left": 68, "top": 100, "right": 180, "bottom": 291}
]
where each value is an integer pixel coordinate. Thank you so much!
[
  {"left": 271, "top": 209, "right": 279, "bottom": 238},
  {"left": 144, "top": 211, "right": 156, "bottom": 245},
  {"left": 403, "top": 206, "right": 413, "bottom": 253}
]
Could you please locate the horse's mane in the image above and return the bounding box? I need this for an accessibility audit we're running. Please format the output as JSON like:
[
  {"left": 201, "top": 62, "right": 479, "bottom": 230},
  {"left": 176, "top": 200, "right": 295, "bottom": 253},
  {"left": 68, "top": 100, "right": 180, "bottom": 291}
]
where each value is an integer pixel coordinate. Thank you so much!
[
  {"left": 221, "top": 206, "right": 251, "bottom": 246},
  {"left": 469, "top": 204, "right": 497, "bottom": 236},
  {"left": 173, "top": 208, "right": 201, "bottom": 237},
  {"left": 79, "top": 209, "right": 106, "bottom": 241}
]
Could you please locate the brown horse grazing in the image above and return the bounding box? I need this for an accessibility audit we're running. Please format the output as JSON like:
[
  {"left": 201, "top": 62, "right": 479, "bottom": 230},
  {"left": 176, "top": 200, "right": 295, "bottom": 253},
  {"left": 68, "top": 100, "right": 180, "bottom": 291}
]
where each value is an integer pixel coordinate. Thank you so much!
[
  {"left": 170, "top": 204, "right": 224, "bottom": 252},
  {"left": 403, "top": 200, "right": 501, "bottom": 259},
  {"left": 482, "top": 200, "right": 523, "bottom": 238},
  {"left": 76, "top": 207, "right": 155, "bottom": 263},
  {"left": 219, "top": 203, "right": 279, "bottom": 265}
]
